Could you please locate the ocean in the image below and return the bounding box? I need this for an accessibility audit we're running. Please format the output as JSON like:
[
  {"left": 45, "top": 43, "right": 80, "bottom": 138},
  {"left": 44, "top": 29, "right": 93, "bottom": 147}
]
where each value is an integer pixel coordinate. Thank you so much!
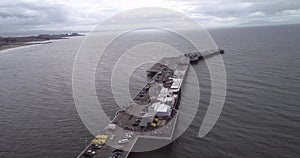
[{"left": 0, "top": 24, "right": 299, "bottom": 158}]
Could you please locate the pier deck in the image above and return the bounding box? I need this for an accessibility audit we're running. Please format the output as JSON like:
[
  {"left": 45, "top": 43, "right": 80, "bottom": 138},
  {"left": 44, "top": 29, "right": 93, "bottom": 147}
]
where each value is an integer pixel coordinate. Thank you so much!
[{"left": 77, "top": 49, "right": 224, "bottom": 158}]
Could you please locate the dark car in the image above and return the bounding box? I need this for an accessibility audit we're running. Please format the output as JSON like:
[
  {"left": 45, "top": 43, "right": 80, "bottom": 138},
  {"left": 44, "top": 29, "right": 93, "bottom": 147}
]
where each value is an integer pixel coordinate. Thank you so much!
[
  {"left": 109, "top": 149, "right": 123, "bottom": 158},
  {"left": 112, "top": 149, "right": 123, "bottom": 154},
  {"left": 91, "top": 144, "right": 102, "bottom": 149},
  {"left": 83, "top": 149, "right": 96, "bottom": 157},
  {"left": 132, "top": 122, "right": 139, "bottom": 126}
]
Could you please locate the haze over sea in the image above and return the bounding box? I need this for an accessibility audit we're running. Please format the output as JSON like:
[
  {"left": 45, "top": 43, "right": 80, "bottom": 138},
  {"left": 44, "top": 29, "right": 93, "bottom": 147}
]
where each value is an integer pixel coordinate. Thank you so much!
[{"left": 0, "top": 24, "right": 299, "bottom": 158}]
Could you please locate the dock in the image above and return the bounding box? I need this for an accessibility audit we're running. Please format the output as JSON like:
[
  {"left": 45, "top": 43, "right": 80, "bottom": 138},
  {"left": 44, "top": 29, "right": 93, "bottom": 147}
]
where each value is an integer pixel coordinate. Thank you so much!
[{"left": 77, "top": 49, "right": 224, "bottom": 158}]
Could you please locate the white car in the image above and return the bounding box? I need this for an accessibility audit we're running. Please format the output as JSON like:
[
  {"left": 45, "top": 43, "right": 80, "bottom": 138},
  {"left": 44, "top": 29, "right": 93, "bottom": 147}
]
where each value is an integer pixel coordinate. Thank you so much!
[
  {"left": 125, "top": 132, "right": 133, "bottom": 139},
  {"left": 110, "top": 134, "right": 115, "bottom": 140},
  {"left": 86, "top": 149, "right": 96, "bottom": 155},
  {"left": 118, "top": 138, "right": 129, "bottom": 144}
]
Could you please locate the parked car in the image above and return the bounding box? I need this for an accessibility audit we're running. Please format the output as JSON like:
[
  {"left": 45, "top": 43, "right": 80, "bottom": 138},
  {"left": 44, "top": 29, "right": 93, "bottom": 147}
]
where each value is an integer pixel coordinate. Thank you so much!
[
  {"left": 109, "top": 149, "right": 123, "bottom": 158},
  {"left": 124, "top": 132, "right": 134, "bottom": 139},
  {"left": 83, "top": 149, "right": 96, "bottom": 157},
  {"left": 110, "top": 134, "right": 115, "bottom": 140},
  {"left": 91, "top": 144, "right": 102, "bottom": 149},
  {"left": 118, "top": 138, "right": 129, "bottom": 144}
]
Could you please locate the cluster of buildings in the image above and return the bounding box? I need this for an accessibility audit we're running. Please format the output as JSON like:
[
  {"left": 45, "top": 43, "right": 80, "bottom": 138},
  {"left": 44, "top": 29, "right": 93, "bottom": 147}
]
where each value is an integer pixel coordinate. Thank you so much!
[{"left": 138, "top": 68, "right": 185, "bottom": 129}]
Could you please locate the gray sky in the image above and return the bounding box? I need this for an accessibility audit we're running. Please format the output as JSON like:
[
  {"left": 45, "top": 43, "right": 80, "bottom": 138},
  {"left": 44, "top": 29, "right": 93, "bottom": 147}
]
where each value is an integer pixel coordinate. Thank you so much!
[{"left": 0, "top": 0, "right": 300, "bottom": 32}]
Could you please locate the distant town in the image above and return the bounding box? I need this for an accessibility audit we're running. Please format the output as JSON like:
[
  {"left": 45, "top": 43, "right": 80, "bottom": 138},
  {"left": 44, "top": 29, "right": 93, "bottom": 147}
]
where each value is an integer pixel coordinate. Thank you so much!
[{"left": 0, "top": 33, "right": 83, "bottom": 51}]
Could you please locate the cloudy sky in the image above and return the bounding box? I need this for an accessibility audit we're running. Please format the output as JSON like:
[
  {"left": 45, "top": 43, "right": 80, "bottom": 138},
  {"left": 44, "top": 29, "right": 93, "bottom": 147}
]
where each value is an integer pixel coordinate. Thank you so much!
[{"left": 0, "top": 0, "right": 300, "bottom": 33}]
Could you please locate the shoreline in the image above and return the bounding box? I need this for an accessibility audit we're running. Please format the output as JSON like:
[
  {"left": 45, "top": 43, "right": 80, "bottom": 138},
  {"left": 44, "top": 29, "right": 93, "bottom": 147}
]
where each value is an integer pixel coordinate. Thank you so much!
[
  {"left": 0, "top": 42, "right": 52, "bottom": 52},
  {"left": 0, "top": 33, "right": 83, "bottom": 52}
]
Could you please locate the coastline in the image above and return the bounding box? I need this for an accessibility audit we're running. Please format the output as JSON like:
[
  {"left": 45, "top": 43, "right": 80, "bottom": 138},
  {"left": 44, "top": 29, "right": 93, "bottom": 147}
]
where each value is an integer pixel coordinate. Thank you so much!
[
  {"left": 0, "top": 42, "right": 53, "bottom": 52},
  {"left": 0, "top": 33, "right": 83, "bottom": 52}
]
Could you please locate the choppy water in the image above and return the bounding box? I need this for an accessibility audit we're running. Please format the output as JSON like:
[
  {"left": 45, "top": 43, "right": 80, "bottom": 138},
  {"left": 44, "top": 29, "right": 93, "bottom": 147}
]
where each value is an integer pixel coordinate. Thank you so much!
[{"left": 0, "top": 25, "right": 299, "bottom": 158}]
